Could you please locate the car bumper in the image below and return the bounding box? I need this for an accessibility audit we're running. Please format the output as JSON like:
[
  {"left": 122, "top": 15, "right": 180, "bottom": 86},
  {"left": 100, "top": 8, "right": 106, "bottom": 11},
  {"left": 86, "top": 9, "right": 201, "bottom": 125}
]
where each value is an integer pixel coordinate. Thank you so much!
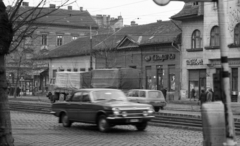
[{"left": 106, "top": 116, "right": 154, "bottom": 124}]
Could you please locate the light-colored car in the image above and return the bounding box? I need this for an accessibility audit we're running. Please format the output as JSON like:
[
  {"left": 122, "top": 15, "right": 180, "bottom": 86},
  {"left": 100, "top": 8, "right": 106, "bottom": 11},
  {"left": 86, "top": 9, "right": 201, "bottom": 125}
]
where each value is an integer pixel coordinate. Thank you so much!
[{"left": 126, "top": 89, "right": 166, "bottom": 112}]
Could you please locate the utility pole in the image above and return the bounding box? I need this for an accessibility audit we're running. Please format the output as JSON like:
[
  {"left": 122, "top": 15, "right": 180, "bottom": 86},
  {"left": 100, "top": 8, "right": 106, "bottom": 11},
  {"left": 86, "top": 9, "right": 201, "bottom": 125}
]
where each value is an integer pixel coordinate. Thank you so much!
[
  {"left": 89, "top": 25, "right": 93, "bottom": 71},
  {"left": 152, "top": 0, "right": 237, "bottom": 145}
]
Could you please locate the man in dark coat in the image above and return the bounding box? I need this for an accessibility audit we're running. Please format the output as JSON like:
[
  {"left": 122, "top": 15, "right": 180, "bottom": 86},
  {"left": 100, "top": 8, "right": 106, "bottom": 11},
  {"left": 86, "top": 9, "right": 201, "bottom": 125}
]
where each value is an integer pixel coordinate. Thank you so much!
[{"left": 199, "top": 89, "right": 206, "bottom": 105}]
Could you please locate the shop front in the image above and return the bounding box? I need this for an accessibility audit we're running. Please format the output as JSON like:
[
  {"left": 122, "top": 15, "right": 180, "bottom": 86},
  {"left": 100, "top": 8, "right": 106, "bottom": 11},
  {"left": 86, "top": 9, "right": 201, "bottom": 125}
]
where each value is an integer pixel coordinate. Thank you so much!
[{"left": 143, "top": 52, "right": 180, "bottom": 100}]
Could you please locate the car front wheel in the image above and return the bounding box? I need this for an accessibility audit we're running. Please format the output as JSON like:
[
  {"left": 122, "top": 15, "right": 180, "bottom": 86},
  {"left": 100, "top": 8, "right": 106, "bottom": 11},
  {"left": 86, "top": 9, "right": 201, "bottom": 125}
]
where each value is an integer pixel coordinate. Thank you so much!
[
  {"left": 135, "top": 122, "right": 148, "bottom": 131},
  {"left": 61, "top": 113, "right": 72, "bottom": 127},
  {"left": 98, "top": 115, "right": 110, "bottom": 132}
]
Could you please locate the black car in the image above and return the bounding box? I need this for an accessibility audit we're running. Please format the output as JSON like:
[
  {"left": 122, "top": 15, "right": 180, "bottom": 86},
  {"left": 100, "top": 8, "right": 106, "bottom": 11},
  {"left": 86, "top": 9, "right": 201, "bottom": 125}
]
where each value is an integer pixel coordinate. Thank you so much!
[{"left": 51, "top": 88, "right": 155, "bottom": 132}]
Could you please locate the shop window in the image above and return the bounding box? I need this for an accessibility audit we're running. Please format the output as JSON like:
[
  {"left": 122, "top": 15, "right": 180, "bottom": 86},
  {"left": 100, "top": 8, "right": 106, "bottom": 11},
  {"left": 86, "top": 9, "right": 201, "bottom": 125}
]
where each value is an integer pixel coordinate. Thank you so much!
[
  {"left": 67, "top": 69, "right": 71, "bottom": 72},
  {"left": 59, "top": 69, "right": 64, "bottom": 72},
  {"left": 189, "top": 70, "right": 206, "bottom": 100},
  {"left": 53, "top": 70, "right": 57, "bottom": 78},
  {"left": 210, "top": 26, "right": 220, "bottom": 47},
  {"left": 168, "top": 65, "right": 175, "bottom": 91},
  {"left": 232, "top": 68, "right": 238, "bottom": 92},
  {"left": 145, "top": 66, "right": 152, "bottom": 89},
  {"left": 234, "top": 23, "right": 240, "bottom": 46},
  {"left": 191, "top": 29, "right": 202, "bottom": 49},
  {"left": 156, "top": 65, "right": 163, "bottom": 90}
]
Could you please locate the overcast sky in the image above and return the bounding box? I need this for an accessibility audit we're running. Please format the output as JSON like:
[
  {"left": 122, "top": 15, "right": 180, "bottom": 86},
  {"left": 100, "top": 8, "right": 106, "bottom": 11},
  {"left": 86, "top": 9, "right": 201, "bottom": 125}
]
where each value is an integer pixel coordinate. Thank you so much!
[{"left": 4, "top": 0, "right": 185, "bottom": 25}]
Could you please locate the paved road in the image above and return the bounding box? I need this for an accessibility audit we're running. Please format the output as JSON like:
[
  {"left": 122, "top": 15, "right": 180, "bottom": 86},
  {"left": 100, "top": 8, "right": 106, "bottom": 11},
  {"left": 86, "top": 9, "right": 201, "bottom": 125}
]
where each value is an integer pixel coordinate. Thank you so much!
[{"left": 11, "top": 111, "right": 240, "bottom": 146}]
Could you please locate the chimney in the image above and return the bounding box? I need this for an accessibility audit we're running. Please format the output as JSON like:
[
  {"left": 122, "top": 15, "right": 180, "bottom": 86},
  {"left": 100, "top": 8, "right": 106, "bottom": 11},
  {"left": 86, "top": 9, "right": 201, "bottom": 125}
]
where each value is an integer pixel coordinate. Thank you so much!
[
  {"left": 80, "top": 7, "right": 83, "bottom": 11},
  {"left": 131, "top": 21, "right": 138, "bottom": 26},
  {"left": 22, "top": 2, "right": 29, "bottom": 7},
  {"left": 49, "top": 4, "right": 56, "bottom": 9},
  {"left": 68, "top": 6, "right": 72, "bottom": 10}
]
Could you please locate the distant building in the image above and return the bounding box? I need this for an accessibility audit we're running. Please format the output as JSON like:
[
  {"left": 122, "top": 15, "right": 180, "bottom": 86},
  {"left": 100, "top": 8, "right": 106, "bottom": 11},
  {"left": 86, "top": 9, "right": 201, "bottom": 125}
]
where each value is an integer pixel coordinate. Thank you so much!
[
  {"left": 6, "top": 2, "right": 98, "bottom": 95},
  {"left": 92, "top": 15, "right": 123, "bottom": 34}
]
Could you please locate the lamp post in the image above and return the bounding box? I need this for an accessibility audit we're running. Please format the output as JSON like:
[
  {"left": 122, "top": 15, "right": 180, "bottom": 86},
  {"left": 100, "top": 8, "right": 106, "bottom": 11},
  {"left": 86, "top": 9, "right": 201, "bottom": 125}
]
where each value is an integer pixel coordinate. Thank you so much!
[{"left": 152, "top": 0, "right": 236, "bottom": 145}]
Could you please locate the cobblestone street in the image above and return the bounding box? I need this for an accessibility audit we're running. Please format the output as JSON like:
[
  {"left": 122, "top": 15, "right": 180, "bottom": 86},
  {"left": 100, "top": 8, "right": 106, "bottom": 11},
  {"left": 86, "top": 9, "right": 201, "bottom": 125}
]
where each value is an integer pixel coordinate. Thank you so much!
[{"left": 10, "top": 111, "right": 235, "bottom": 146}]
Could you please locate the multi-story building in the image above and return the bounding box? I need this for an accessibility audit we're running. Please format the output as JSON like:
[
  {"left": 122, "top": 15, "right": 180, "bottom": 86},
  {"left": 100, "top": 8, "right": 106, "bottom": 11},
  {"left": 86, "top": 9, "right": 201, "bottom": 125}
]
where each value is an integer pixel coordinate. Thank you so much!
[
  {"left": 6, "top": 2, "right": 98, "bottom": 95},
  {"left": 171, "top": 1, "right": 240, "bottom": 102}
]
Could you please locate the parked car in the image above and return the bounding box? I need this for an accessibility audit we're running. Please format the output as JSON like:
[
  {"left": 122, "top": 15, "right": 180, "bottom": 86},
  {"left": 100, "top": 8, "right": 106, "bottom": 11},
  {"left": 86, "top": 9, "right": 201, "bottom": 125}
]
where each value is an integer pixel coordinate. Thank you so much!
[
  {"left": 51, "top": 88, "right": 155, "bottom": 132},
  {"left": 126, "top": 89, "right": 166, "bottom": 112}
]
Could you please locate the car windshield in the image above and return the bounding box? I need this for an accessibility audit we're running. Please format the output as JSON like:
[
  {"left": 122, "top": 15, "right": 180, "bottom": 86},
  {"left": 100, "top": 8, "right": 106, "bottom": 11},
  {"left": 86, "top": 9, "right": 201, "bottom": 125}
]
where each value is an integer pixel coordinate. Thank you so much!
[
  {"left": 92, "top": 90, "right": 127, "bottom": 102},
  {"left": 148, "top": 91, "right": 164, "bottom": 99}
]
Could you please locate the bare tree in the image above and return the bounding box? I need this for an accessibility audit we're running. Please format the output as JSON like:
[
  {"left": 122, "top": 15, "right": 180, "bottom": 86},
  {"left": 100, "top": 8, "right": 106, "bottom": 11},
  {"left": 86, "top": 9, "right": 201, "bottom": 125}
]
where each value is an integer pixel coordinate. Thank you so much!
[{"left": 0, "top": 0, "right": 73, "bottom": 145}]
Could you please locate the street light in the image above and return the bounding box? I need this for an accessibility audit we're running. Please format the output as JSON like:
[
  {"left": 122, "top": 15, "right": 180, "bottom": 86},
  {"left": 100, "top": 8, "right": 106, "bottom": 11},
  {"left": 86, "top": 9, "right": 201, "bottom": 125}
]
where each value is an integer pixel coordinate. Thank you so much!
[{"left": 152, "top": 0, "right": 236, "bottom": 146}]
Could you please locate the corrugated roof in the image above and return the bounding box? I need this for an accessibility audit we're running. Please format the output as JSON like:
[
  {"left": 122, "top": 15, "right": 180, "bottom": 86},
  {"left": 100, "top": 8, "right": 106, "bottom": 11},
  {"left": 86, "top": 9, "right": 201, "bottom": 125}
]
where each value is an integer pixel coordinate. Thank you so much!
[
  {"left": 171, "top": 4, "right": 200, "bottom": 20},
  {"left": 17, "top": 6, "right": 98, "bottom": 28},
  {"left": 94, "top": 20, "right": 182, "bottom": 50}
]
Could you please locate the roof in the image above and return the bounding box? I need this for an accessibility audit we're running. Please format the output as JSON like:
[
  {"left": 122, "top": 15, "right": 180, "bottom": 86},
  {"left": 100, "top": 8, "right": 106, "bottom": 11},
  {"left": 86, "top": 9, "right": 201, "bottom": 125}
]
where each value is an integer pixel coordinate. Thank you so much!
[
  {"left": 37, "top": 34, "right": 111, "bottom": 59},
  {"left": 94, "top": 20, "right": 182, "bottom": 50},
  {"left": 171, "top": 4, "right": 201, "bottom": 20},
  {"left": 17, "top": 6, "right": 98, "bottom": 29}
]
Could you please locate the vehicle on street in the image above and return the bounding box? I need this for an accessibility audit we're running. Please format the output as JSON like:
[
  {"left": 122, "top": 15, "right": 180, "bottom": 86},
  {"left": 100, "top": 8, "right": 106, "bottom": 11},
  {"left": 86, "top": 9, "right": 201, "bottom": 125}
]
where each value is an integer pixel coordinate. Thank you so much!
[
  {"left": 126, "top": 89, "right": 166, "bottom": 112},
  {"left": 50, "top": 88, "right": 155, "bottom": 132}
]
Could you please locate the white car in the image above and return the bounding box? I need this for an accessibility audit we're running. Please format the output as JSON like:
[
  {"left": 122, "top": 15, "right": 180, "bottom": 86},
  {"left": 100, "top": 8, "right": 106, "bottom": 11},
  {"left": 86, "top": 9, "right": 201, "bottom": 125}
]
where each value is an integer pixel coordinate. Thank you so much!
[{"left": 126, "top": 89, "right": 167, "bottom": 112}]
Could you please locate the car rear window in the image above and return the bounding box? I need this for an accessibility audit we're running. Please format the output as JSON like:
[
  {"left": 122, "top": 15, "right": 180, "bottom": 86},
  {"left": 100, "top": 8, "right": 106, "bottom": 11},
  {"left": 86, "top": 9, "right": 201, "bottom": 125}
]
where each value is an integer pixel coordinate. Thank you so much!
[{"left": 148, "top": 91, "right": 164, "bottom": 99}]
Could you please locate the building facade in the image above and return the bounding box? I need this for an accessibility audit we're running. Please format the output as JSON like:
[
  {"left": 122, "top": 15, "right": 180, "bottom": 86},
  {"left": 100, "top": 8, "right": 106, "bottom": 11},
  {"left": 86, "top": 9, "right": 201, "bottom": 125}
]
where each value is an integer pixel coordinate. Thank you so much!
[
  {"left": 172, "top": 1, "right": 240, "bottom": 102},
  {"left": 94, "top": 21, "right": 181, "bottom": 100},
  {"left": 6, "top": 2, "right": 98, "bottom": 95}
]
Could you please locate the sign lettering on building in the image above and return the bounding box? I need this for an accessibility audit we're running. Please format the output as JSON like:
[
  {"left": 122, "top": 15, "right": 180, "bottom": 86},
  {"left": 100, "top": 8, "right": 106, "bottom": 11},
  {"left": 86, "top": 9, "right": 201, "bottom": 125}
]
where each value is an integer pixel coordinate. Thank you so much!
[
  {"left": 145, "top": 54, "right": 175, "bottom": 62},
  {"left": 186, "top": 59, "right": 203, "bottom": 65}
]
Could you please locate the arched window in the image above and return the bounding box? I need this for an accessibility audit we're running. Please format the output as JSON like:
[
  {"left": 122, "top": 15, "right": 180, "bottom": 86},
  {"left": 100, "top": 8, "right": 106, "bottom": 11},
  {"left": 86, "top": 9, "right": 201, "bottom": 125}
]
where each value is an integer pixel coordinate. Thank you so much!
[
  {"left": 191, "top": 29, "right": 202, "bottom": 49},
  {"left": 210, "top": 26, "right": 220, "bottom": 47},
  {"left": 234, "top": 23, "right": 240, "bottom": 45}
]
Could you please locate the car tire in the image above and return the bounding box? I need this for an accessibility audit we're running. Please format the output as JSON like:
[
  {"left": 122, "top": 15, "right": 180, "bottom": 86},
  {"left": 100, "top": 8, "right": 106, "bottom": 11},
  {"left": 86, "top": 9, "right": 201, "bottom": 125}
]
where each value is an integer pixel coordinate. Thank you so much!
[
  {"left": 61, "top": 113, "right": 72, "bottom": 127},
  {"left": 154, "top": 107, "right": 160, "bottom": 112},
  {"left": 98, "top": 115, "right": 110, "bottom": 132},
  {"left": 135, "top": 122, "right": 148, "bottom": 131}
]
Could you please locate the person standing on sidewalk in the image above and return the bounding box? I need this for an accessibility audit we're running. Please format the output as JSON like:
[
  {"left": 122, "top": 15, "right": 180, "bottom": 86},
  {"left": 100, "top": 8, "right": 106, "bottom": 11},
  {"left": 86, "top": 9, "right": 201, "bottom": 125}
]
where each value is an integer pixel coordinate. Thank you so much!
[{"left": 206, "top": 88, "right": 213, "bottom": 102}]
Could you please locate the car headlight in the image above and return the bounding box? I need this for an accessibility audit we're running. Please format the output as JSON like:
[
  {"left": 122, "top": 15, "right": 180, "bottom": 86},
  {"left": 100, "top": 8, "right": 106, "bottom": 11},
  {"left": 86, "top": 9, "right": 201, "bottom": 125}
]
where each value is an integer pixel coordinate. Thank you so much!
[
  {"left": 112, "top": 107, "right": 120, "bottom": 115},
  {"left": 143, "top": 111, "right": 148, "bottom": 116},
  {"left": 147, "top": 106, "right": 154, "bottom": 114},
  {"left": 122, "top": 111, "right": 127, "bottom": 117}
]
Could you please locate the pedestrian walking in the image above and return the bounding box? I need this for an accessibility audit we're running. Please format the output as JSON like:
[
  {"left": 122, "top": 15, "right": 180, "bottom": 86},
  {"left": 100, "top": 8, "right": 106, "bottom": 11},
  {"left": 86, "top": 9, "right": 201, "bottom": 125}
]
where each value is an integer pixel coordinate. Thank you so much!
[
  {"left": 199, "top": 89, "right": 206, "bottom": 105},
  {"left": 206, "top": 88, "right": 213, "bottom": 102},
  {"left": 191, "top": 88, "right": 196, "bottom": 101}
]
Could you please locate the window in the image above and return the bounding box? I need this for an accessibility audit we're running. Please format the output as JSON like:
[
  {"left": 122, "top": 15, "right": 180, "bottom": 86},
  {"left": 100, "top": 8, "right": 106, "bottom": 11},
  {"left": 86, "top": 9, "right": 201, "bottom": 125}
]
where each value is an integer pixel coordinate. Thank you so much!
[
  {"left": 72, "top": 92, "right": 82, "bottom": 102},
  {"left": 129, "top": 66, "right": 136, "bottom": 69},
  {"left": 57, "top": 35, "right": 63, "bottom": 46},
  {"left": 127, "top": 90, "right": 138, "bottom": 97},
  {"left": 234, "top": 23, "right": 240, "bottom": 45},
  {"left": 193, "top": 2, "right": 198, "bottom": 5},
  {"left": 72, "top": 36, "right": 78, "bottom": 40},
  {"left": 139, "top": 91, "right": 146, "bottom": 98},
  {"left": 191, "top": 30, "right": 202, "bottom": 49},
  {"left": 67, "top": 69, "right": 71, "bottom": 72},
  {"left": 80, "top": 68, "right": 86, "bottom": 71},
  {"left": 210, "top": 26, "right": 220, "bottom": 47},
  {"left": 82, "top": 92, "right": 91, "bottom": 102},
  {"left": 73, "top": 68, "right": 78, "bottom": 72},
  {"left": 42, "top": 34, "right": 47, "bottom": 45}
]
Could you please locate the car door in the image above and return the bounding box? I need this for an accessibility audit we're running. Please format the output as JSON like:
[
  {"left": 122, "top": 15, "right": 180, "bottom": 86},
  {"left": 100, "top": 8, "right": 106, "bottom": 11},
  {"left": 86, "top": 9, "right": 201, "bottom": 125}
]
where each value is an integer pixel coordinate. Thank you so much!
[
  {"left": 80, "top": 91, "right": 96, "bottom": 123},
  {"left": 68, "top": 92, "right": 84, "bottom": 121},
  {"left": 127, "top": 90, "right": 139, "bottom": 103},
  {"left": 137, "top": 91, "right": 147, "bottom": 104}
]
